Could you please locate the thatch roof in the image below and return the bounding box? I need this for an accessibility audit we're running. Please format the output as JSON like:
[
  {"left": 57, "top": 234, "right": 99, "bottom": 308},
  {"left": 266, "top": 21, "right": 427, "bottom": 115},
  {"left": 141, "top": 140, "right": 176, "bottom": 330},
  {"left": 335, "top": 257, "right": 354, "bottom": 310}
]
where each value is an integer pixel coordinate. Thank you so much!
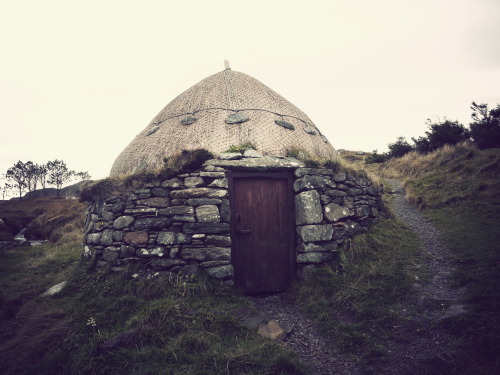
[{"left": 110, "top": 68, "right": 336, "bottom": 176}]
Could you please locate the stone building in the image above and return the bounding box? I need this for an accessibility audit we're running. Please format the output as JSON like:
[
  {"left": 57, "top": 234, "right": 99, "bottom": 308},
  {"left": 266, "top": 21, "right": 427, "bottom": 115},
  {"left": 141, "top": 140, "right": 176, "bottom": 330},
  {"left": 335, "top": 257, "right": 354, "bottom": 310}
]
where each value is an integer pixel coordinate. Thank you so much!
[{"left": 83, "top": 64, "right": 383, "bottom": 293}]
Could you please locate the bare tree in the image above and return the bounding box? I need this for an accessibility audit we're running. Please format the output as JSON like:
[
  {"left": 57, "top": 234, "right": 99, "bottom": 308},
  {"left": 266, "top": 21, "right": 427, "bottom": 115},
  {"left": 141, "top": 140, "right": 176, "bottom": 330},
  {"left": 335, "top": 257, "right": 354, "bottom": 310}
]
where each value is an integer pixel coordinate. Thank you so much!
[
  {"left": 39, "top": 163, "right": 48, "bottom": 190},
  {"left": 47, "top": 160, "right": 74, "bottom": 196},
  {"left": 0, "top": 176, "right": 13, "bottom": 200},
  {"left": 6, "top": 161, "right": 28, "bottom": 199},
  {"left": 75, "top": 171, "right": 91, "bottom": 181}
]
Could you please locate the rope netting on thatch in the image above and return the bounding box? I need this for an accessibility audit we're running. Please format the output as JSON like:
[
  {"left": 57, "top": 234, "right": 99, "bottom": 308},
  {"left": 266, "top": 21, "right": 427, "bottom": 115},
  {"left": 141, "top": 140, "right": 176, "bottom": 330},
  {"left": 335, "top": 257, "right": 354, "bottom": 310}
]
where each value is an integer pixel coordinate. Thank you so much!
[{"left": 110, "top": 69, "right": 336, "bottom": 176}]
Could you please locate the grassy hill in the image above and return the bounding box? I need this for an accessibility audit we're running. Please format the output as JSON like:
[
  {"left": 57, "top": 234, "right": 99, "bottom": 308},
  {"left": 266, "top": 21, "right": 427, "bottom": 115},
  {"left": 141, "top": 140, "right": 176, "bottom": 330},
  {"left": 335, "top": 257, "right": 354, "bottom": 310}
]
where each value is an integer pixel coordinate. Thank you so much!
[
  {"left": 0, "top": 144, "right": 498, "bottom": 374},
  {"left": 0, "top": 197, "right": 86, "bottom": 243},
  {"left": 368, "top": 143, "right": 500, "bottom": 374}
]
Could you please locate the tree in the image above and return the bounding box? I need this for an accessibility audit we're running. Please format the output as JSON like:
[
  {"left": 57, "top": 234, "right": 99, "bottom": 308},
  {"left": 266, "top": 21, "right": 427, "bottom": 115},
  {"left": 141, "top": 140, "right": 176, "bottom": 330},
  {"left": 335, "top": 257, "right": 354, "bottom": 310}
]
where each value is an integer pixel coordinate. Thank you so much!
[
  {"left": 1, "top": 180, "right": 12, "bottom": 200},
  {"left": 47, "top": 160, "right": 74, "bottom": 196},
  {"left": 24, "top": 161, "right": 39, "bottom": 199},
  {"left": 75, "top": 171, "right": 91, "bottom": 181},
  {"left": 387, "top": 137, "right": 413, "bottom": 158},
  {"left": 411, "top": 136, "right": 432, "bottom": 154},
  {"left": 423, "top": 118, "right": 470, "bottom": 151},
  {"left": 38, "top": 163, "right": 48, "bottom": 190},
  {"left": 6, "top": 161, "right": 28, "bottom": 199},
  {"left": 469, "top": 102, "right": 500, "bottom": 149},
  {"left": 365, "top": 150, "right": 388, "bottom": 163}
]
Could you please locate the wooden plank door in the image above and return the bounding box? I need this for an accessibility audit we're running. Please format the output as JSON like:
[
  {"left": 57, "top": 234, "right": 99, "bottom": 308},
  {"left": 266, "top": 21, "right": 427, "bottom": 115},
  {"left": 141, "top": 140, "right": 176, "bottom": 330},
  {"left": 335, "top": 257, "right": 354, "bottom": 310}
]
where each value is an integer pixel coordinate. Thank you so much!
[{"left": 230, "top": 173, "right": 295, "bottom": 293}]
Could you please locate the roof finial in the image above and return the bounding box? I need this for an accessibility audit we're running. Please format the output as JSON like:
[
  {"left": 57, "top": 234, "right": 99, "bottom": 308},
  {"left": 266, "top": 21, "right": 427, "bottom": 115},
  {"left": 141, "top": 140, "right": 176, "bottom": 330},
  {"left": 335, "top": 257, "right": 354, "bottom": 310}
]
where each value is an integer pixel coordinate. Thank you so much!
[{"left": 224, "top": 60, "right": 231, "bottom": 70}]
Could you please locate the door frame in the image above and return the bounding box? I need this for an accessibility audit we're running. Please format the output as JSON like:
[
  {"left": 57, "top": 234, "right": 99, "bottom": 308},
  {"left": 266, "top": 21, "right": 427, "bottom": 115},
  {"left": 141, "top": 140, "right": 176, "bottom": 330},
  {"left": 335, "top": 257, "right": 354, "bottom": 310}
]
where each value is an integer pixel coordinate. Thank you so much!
[{"left": 227, "top": 171, "right": 296, "bottom": 292}]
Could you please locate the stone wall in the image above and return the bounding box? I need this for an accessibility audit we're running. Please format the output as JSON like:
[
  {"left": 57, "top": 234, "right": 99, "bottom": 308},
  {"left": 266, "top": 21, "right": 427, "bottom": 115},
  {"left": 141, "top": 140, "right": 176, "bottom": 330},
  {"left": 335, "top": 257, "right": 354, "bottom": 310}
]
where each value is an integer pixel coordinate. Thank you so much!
[{"left": 82, "top": 155, "right": 383, "bottom": 281}]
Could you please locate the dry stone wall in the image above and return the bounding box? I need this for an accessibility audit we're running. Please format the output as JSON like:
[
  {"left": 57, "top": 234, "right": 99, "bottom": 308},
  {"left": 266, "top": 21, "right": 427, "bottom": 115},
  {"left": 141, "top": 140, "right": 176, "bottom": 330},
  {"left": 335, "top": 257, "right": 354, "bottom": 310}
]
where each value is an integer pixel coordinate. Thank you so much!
[{"left": 82, "top": 155, "right": 383, "bottom": 281}]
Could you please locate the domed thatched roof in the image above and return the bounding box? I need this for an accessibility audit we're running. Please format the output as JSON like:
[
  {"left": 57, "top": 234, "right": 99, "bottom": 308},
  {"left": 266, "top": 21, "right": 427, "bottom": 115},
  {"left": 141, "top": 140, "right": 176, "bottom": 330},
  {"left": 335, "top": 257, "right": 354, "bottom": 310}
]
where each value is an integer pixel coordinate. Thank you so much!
[{"left": 110, "top": 67, "right": 336, "bottom": 176}]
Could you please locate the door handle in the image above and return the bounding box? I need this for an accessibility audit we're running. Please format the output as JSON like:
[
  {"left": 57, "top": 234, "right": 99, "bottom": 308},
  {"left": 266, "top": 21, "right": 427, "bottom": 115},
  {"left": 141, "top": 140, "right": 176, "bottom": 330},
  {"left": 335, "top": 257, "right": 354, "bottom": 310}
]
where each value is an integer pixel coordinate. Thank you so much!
[{"left": 236, "top": 229, "right": 252, "bottom": 235}]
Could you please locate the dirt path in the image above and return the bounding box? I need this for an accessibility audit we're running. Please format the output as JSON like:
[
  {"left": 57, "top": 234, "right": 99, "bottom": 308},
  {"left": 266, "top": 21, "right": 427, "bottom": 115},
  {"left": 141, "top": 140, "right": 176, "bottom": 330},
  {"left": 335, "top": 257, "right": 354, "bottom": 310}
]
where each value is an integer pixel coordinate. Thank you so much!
[
  {"left": 367, "top": 179, "right": 467, "bottom": 373},
  {"left": 247, "top": 179, "right": 467, "bottom": 374},
  {"left": 250, "top": 293, "right": 360, "bottom": 375}
]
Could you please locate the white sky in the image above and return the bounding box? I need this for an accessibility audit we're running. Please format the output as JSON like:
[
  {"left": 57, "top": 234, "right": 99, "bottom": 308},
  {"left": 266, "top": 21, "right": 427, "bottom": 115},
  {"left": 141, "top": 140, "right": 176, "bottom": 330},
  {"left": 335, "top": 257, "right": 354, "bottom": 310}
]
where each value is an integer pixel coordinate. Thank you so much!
[{"left": 1, "top": 0, "right": 499, "bottom": 185}]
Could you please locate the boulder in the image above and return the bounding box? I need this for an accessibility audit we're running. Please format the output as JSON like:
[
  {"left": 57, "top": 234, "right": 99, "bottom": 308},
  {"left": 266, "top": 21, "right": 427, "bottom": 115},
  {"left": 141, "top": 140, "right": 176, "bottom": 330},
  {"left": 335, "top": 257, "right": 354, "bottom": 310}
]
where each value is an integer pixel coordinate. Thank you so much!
[
  {"left": 296, "top": 225, "right": 333, "bottom": 242},
  {"left": 324, "top": 203, "right": 350, "bottom": 222},
  {"left": 295, "top": 190, "right": 323, "bottom": 225},
  {"left": 113, "top": 215, "right": 135, "bottom": 229},
  {"left": 196, "top": 205, "right": 220, "bottom": 223},
  {"left": 123, "top": 232, "right": 149, "bottom": 246},
  {"left": 157, "top": 232, "right": 191, "bottom": 245}
]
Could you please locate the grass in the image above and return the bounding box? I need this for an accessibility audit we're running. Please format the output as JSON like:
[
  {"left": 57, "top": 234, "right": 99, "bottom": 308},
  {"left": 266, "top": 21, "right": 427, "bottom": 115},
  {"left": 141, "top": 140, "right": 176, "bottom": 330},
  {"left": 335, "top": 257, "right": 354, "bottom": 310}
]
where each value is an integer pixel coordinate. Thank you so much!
[
  {"left": 368, "top": 143, "right": 500, "bottom": 374},
  {"left": 224, "top": 141, "right": 257, "bottom": 153},
  {"left": 80, "top": 149, "right": 214, "bottom": 202},
  {"left": 0, "top": 243, "right": 309, "bottom": 375},
  {"left": 0, "top": 197, "right": 86, "bottom": 243},
  {"left": 291, "top": 210, "right": 422, "bottom": 361}
]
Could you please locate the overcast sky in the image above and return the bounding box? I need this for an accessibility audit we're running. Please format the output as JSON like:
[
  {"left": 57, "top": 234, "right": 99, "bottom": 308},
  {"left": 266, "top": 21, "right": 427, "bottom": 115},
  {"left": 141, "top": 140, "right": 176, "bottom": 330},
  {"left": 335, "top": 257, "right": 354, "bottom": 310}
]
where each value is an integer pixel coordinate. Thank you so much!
[{"left": 1, "top": 0, "right": 499, "bottom": 186}]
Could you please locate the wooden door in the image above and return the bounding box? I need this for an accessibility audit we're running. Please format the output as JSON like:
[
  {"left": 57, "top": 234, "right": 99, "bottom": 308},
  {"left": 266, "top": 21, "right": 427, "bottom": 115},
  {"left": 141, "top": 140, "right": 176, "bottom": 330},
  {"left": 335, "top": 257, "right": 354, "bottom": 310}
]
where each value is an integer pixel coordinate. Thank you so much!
[{"left": 230, "top": 172, "right": 295, "bottom": 293}]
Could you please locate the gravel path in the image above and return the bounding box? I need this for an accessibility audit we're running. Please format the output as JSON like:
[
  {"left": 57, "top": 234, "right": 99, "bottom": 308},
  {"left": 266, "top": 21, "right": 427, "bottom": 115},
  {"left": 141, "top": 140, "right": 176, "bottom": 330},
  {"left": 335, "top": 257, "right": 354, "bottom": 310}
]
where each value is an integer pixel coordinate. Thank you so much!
[
  {"left": 246, "top": 179, "right": 466, "bottom": 375},
  {"left": 250, "top": 293, "right": 360, "bottom": 375}
]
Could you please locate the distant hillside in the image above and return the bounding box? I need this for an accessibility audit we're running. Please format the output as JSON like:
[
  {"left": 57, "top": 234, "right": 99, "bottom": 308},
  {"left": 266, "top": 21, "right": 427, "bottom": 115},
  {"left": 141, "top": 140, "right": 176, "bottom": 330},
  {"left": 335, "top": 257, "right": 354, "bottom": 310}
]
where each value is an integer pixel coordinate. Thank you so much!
[
  {"left": 0, "top": 197, "right": 86, "bottom": 243},
  {"left": 20, "top": 180, "right": 88, "bottom": 200}
]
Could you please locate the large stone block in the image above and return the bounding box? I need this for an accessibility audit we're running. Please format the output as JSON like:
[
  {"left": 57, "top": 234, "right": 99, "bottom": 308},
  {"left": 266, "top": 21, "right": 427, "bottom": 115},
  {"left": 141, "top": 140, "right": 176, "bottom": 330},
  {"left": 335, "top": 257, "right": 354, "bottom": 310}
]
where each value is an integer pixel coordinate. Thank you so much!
[
  {"left": 113, "top": 215, "right": 134, "bottom": 229},
  {"left": 366, "top": 185, "right": 381, "bottom": 195},
  {"left": 294, "top": 168, "right": 334, "bottom": 177},
  {"left": 324, "top": 203, "right": 350, "bottom": 222},
  {"left": 293, "top": 175, "right": 335, "bottom": 192},
  {"left": 124, "top": 208, "right": 157, "bottom": 215},
  {"left": 296, "top": 225, "right": 333, "bottom": 242},
  {"left": 196, "top": 205, "right": 220, "bottom": 223},
  {"left": 184, "top": 177, "right": 205, "bottom": 188},
  {"left": 295, "top": 190, "right": 323, "bottom": 225},
  {"left": 157, "top": 232, "right": 191, "bottom": 245},
  {"left": 87, "top": 232, "right": 102, "bottom": 244},
  {"left": 134, "top": 217, "right": 171, "bottom": 230},
  {"left": 158, "top": 206, "right": 194, "bottom": 216},
  {"left": 100, "top": 229, "right": 114, "bottom": 246},
  {"left": 324, "top": 189, "right": 347, "bottom": 197},
  {"left": 332, "top": 172, "right": 346, "bottom": 182},
  {"left": 103, "top": 247, "right": 120, "bottom": 262},
  {"left": 151, "top": 188, "right": 170, "bottom": 197},
  {"left": 206, "top": 235, "right": 231, "bottom": 246},
  {"left": 186, "top": 198, "right": 222, "bottom": 206},
  {"left": 135, "top": 197, "right": 171, "bottom": 207},
  {"left": 120, "top": 245, "right": 136, "bottom": 258},
  {"left": 123, "top": 231, "right": 149, "bottom": 246},
  {"left": 181, "top": 247, "right": 230, "bottom": 261},
  {"left": 170, "top": 188, "right": 227, "bottom": 199},
  {"left": 355, "top": 205, "right": 371, "bottom": 218},
  {"left": 207, "top": 178, "right": 228, "bottom": 188},
  {"left": 173, "top": 215, "right": 196, "bottom": 222},
  {"left": 161, "top": 177, "right": 183, "bottom": 189},
  {"left": 347, "top": 188, "right": 364, "bottom": 196}
]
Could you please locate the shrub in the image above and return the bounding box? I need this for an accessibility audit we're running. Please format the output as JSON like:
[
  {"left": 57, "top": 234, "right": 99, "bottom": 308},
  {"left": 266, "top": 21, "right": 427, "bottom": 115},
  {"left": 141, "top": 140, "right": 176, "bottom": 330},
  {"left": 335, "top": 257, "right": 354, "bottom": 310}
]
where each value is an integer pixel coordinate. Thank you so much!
[
  {"left": 469, "top": 102, "right": 500, "bottom": 149},
  {"left": 387, "top": 137, "right": 413, "bottom": 158}
]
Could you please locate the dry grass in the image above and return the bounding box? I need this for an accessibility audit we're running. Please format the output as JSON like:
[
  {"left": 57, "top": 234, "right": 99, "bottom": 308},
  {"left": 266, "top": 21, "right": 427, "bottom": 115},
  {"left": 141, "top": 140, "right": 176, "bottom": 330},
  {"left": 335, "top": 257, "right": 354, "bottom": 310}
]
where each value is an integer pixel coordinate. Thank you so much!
[
  {"left": 369, "top": 142, "right": 477, "bottom": 182},
  {"left": 0, "top": 198, "right": 86, "bottom": 244},
  {"left": 80, "top": 149, "right": 214, "bottom": 202}
]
